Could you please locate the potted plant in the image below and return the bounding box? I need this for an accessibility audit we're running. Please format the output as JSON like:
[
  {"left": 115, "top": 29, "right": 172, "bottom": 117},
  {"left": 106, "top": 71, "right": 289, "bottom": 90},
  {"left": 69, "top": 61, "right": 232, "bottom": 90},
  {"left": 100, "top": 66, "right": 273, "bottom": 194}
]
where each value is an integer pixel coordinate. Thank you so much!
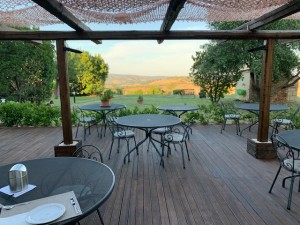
[
  {"left": 100, "top": 89, "right": 113, "bottom": 107},
  {"left": 137, "top": 95, "right": 144, "bottom": 104}
]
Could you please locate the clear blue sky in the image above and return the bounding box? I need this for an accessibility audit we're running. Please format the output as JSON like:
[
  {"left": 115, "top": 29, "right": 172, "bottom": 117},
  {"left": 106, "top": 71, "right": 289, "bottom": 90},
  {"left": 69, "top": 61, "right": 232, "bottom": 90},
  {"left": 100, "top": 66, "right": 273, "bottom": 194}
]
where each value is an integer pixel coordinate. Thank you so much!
[{"left": 42, "top": 21, "right": 209, "bottom": 76}]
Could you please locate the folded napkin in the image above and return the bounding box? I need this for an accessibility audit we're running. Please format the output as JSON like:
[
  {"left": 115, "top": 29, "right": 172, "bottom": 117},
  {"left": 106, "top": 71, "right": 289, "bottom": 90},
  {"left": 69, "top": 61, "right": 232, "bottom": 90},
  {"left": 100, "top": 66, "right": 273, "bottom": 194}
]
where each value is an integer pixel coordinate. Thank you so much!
[
  {"left": 0, "top": 212, "right": 29, "bottom": 225},
  {"left": 0, "top": 184, "right": 36, "bottom": 197},
  {"left": 0, "top": 191, "right": 82, "bottom": 224}
]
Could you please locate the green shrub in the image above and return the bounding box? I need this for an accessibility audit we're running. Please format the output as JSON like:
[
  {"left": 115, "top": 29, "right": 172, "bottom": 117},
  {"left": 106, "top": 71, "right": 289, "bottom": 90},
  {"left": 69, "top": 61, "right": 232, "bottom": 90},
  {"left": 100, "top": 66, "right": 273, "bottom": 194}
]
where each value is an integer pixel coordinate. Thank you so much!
[{"left": 0, "top": 101, "right": 61, "bottom": 127}]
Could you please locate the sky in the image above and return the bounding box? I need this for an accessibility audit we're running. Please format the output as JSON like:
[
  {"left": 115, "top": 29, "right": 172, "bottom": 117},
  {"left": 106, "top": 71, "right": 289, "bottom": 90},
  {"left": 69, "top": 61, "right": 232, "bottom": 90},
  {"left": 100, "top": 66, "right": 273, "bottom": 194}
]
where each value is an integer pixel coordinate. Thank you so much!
[{"left": 42, "top": 21, "right": 210, "bottom": 76}]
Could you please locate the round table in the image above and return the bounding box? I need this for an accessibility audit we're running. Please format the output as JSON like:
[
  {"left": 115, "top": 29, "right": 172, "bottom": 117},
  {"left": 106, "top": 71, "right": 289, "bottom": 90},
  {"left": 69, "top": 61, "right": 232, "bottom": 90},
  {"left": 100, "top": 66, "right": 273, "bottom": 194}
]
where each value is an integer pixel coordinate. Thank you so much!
[
  {"left": 236, "top": 103, "right": 288, "bottom": 136},
  {"left": 80, "top": 104, "right": 126, "bottom": 137},
  {"left": 277, "top": 129, "right": 300, "bottom": 151},
  {"left": 116, "top": 114, "right": 181, "bottom": 167},
  {"left": 0, "top": 157, "right": 115, "bottom": 225},
  {"left": 157, "top": 104, "right": 199, "bottom": 117}
]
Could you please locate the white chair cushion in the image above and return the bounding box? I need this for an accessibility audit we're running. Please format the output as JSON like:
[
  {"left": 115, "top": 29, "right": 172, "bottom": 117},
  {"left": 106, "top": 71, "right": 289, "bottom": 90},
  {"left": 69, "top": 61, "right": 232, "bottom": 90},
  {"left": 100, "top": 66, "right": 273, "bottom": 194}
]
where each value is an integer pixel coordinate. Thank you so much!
[
  {"left": 164, "top": 133, "right": 183, "bottom": 142},
  {"left": 283, "top": 159, "right": 300, "bottom": 173},
  {"left": 225, "top": 114, "right": 240, "bottom": 119},
  {"left": 81, "top": 117, "right": 96, "bottom": 123},
  {"left": 114, "top": 130, "right": 135, "bottom": 138},
  {"left": 153, "top": 127, "right": 170, "bottom": 134},
  {"left": 274, "top": 119, "right": 291, "bottom": 125}
]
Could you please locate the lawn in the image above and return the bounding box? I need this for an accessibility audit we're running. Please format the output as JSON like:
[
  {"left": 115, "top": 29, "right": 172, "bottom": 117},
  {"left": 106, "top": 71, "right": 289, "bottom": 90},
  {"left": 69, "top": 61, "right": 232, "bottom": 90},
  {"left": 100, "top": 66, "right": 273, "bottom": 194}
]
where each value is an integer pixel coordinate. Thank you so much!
[{"left": 53, "top": 94, "right": 237, "bottom": 110}]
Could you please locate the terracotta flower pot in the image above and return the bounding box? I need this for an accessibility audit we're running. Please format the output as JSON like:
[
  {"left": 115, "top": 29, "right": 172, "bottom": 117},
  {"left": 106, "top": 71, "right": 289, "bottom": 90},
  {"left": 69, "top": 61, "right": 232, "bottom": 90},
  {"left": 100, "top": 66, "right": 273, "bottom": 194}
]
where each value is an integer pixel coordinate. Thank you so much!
[{"left": 101, "top": 100, "right": 110, "bottom": 107}]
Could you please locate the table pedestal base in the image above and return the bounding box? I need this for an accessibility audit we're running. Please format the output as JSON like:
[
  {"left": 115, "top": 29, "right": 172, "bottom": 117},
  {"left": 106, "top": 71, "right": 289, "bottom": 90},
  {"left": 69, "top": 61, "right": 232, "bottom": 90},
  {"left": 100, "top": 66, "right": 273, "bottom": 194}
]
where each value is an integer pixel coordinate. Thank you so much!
[{"left": 247, "top": 138, "right": 275, "bottom": 159}]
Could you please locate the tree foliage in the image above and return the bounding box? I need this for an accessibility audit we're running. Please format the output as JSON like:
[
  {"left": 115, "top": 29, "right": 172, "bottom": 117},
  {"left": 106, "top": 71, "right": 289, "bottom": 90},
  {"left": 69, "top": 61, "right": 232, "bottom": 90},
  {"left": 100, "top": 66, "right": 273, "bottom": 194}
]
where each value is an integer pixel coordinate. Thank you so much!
[
  {"left": 68, "top": 51, "right": 109, "bottom": 95},
  {"left": 190, "top": 43, "right": 243, "bottom": 102},
  {"left": 0, "top": 40, "right": 56, "bottom": 104},
  {"left": 190, "top": 20, "right": 300, "bottom": 102}
]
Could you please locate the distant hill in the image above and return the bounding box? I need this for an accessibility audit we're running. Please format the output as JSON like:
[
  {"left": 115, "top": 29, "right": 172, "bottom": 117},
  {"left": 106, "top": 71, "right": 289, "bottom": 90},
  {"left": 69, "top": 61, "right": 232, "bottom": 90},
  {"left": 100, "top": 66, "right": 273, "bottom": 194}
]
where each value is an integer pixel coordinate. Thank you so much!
[{"left": 105, "top": 74, "right": 200, "bottom": 95}]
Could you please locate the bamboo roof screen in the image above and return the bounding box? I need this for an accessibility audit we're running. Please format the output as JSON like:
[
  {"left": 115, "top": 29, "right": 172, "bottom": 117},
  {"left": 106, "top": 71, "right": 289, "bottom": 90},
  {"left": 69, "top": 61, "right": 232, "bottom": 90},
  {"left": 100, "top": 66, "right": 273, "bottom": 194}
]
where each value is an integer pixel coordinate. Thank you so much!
[{"left": 1, "top": 0, "right": 300, "bottom": 28}]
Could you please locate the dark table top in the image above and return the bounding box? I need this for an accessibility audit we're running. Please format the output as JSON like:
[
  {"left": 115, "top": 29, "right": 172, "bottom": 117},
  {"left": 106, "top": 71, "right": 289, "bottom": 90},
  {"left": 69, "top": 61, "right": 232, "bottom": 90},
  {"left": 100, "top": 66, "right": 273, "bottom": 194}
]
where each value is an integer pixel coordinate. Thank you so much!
[
  {"left": 158, "top": 104, "right": 199, "bottom": 112},
  {"left": 80, "top": 103, "right": 125, "bottom": 111},
  {"left": 236, "top": 103, "right": 288, "bottom": 112},
  {"left": 116, "top": 114, "right": 181, "bottom": 129},
  {"left": 0, "top": 157, "right": 115, "bottom": 224},
  {"left": 277, "top": 129, "right": 300, "bottom": 151}
]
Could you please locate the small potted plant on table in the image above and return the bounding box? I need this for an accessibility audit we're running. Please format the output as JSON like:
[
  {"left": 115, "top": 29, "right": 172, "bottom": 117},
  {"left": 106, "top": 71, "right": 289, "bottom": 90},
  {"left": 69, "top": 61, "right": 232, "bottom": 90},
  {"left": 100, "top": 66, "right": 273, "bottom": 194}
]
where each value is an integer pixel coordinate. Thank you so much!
[{"left": 100, "top": 89, "right": 113, "bottom": 107}]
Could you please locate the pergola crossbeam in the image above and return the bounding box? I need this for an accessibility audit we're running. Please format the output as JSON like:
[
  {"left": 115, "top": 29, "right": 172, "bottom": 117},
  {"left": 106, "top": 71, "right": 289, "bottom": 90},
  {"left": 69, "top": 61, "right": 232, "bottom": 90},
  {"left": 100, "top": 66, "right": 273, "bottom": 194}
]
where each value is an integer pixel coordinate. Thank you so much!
[
  {"left": 158, "top": 0, "right": 187, "bottom": 44},
  {"left": 31, "top": 0, "right": 101, "bottom": 44},
  {"left": 1, "top": 30, "right": 300, "bottom": 40},
  {"left": 236, "top": 0, "right": 300, "bottom": 31}
]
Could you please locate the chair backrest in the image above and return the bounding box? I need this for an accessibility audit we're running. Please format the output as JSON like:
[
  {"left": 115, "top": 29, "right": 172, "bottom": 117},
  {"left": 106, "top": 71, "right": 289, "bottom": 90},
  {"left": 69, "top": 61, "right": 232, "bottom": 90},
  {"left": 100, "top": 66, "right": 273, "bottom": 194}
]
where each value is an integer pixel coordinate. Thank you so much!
[
  {"left": 73, "top": 105, "right": 84, "bottom": 121},
  {"left": 270, "top": 134, "right": 299, "bottom": 171},
  {"left": 72, "top": 144, "right": 103, "bottom": 163},
  {"left": 166, "top": 123, "right": 190, "bottom": 142},
  {"left": 219, "top": 101, "right": 236, "bottom": 116}
]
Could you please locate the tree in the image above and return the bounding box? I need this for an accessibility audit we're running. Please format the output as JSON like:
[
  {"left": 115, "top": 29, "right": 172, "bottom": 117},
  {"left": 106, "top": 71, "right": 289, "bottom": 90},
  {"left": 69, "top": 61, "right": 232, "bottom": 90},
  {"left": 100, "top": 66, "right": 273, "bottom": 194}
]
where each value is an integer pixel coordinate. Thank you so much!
[
  {"left": 193, "top": 20, "right": 300, "bottom": 102},
  {"left": 68, "top": 51, "right": 109, "bottom": 95},
  {"left": 190, "top": 43, "right": 243, "bottom": 103},
  {"left": 0, "top": 40, "right": 56, "bottom": 104}
]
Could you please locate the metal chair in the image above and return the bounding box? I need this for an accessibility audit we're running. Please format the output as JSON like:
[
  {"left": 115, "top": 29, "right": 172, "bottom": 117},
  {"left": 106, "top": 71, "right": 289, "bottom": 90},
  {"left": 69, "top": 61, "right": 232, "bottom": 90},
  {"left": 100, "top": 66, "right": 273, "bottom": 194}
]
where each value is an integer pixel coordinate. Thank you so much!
[
  {"left": 147, "top": 127, "right": 170, "bottom": 153},
  {"left": 271, "top": 106, "right": 300, "bottom": 134},
  {"left": 72, "top": 144, "right": 104, "bottom": 225},
  {"left": 73, "top": 105, "right": 99, "bottom": 141},
  {"left": 219, "top": 102, "right": 240, "bottom": 135},
  {"left": 106, "top": 112, "right": 138, "bottom": 160},
  {"left": 269, "top": 134, "right": 300, "bottom": 210},
  {"left": 162, "top": 123, "right": 190, "bottom": 169}
]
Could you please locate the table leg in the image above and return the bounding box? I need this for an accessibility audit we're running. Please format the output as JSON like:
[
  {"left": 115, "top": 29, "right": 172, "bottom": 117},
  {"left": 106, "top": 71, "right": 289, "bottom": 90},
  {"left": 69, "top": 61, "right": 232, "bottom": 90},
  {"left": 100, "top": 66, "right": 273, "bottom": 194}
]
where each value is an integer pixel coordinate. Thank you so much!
[
  {"left": 123, "top": 129, "right": 165, "bottom": 167},
  {"left": 239, "top": 120, "right": 258, "bottom": 136}
]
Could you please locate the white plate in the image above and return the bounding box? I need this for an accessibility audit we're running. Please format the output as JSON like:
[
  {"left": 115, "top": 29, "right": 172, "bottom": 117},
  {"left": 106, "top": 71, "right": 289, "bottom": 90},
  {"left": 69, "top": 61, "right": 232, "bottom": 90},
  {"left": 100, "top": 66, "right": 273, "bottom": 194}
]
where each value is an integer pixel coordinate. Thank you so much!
[{"left": 25, "top": 203, "right": 66, "bottom": 224}]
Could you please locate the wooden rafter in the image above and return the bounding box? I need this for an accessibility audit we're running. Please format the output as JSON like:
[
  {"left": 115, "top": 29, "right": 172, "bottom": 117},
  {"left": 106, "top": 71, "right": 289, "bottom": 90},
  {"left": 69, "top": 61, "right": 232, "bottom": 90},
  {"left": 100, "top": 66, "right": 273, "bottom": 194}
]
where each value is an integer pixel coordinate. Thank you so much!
[
  {"left": 236, "top": 0, "right": 300, "bottom": 31},
  {"left": 158, "top": 0, "right": 187, "bottom": 44},
  {"left": 1, "top": 30, "right": 300, "bottom": 41},
  {"left": 31, "top": 0, "right": 101, "bottom": 44}
]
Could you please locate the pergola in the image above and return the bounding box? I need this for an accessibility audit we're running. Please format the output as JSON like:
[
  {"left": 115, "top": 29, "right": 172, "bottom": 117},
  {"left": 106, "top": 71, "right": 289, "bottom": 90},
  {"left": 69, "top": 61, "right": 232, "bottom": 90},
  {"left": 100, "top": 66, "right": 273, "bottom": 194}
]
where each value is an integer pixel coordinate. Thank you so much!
[{"left": 1, "top": 0, "right": 300, "bottom": 158}]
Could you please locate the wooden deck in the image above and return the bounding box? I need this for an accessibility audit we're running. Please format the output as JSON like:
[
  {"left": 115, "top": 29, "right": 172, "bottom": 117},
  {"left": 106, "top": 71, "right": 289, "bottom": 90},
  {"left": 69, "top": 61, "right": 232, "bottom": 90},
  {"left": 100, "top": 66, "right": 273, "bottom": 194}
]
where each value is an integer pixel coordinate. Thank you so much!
[{"left": 0, "top": 124, "right": 299, "bottom": 225}]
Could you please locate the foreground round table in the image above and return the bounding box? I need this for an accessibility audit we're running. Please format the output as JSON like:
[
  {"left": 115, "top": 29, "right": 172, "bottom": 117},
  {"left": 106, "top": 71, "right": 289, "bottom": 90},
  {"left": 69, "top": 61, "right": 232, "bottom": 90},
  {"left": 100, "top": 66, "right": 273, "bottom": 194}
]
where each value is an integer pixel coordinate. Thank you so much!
[
  {"left": 80, "top": 103, "right": 126, "bottom": 137},
  {"left": 116, "top": 114, "right": 181, "bottom": 167},
  {"left": 277, "top": 129, "right": 300, "bottom": 151},
  {"left": 0, "top": 157, "right": 115, "bottom": 225}
]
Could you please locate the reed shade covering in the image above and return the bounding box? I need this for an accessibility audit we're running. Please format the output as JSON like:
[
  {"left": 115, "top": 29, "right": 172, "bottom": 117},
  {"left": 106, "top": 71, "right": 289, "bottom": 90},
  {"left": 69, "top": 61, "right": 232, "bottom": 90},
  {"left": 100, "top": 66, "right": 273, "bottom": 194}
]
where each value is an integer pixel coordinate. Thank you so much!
[{"left": 2, "top": 0, "right": 300, "bottom": 27}]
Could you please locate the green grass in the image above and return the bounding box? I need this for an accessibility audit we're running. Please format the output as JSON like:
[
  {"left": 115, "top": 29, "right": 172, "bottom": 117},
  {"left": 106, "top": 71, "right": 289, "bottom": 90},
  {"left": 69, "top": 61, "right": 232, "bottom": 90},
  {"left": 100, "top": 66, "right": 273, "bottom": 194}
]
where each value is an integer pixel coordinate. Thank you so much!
[{"left": 52, "top": 94, "right": 238, "bottom": 110}]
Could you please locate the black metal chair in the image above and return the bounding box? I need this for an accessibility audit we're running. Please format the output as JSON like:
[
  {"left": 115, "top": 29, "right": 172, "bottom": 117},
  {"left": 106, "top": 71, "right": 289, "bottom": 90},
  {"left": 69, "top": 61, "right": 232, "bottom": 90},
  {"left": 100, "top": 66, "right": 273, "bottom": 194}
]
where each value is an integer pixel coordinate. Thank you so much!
[
  {"left": 269, "top": 134, "right": 300, "bottom": 210},
  {"left": 271, "top": 106, "right": 300, "bottom": 134},
  {"left": 219, "top": 102, "right": 240, "bottom": 135},
  {"left": 72, "top": 144, "right": 104, "bottom": 225},
  {"left": 73, "top": 106, "right": 99, "bottom": 141},
  {"left": 162, "top": 123, "right": 190, "bottom": 169},
  {"left": 106, "top": 112, "right": 138, "bottom": 160},
  {"left": 147, "top": 127, "right": 170, "bottom": 152}
]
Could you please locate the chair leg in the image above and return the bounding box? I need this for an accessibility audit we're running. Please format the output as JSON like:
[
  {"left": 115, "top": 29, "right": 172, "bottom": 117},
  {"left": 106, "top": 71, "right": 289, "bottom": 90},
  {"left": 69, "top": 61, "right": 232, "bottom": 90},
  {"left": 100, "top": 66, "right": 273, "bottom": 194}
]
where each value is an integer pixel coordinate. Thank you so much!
[
  {"left": 180, "top": 143, "right": 185, "bottom": 169},
  {"left": 184, "top": 141, "right": 190, "bottom": 161},
  {"left": 221, "top": 119, "right": 227, "bottom": 133},
  {"left": 75, "top": 122, "right": 80, "bottom": 138},
  {"left": 269, "top": 166, "right": 282, "bottom": 193},
  {"left": 108, "top": 138, "right": 114, "bottom": 160},
  {"left": 96, "top": 209, "right": 105, "bottom": 225},
  {"left": 133, "top": 137, "right": 138, "bottom": 155},
  {"left": 287, "top": 176, "right": 295, "bottom": 210}
]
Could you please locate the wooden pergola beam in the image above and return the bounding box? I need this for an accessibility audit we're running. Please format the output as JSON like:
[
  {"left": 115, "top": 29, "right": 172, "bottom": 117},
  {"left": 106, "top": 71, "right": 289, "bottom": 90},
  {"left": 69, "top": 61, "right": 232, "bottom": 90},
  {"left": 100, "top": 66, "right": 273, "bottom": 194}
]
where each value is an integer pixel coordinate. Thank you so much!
[
  {"left": 31, "top": 0, "right": 101, "bottom": 44},
  {"left": 1, "top": 30, "right": 300, "bottom": 40},
  {"left": 158, "top": 0, "right": 187, "bottom": 44},
  {"left": 236, "top": 0, "right": 300, "bottom": 31}
]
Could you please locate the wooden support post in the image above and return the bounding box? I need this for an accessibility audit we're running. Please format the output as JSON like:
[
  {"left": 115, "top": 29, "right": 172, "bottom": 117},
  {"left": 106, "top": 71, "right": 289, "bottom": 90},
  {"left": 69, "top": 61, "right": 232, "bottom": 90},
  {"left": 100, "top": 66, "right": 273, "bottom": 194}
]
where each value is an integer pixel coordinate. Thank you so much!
[
  {"left": 56, "top": 40, "right": 73, "bottom": 145},
  {"left": 257, "top": 39, "right": 275, "bottom": 142}
]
